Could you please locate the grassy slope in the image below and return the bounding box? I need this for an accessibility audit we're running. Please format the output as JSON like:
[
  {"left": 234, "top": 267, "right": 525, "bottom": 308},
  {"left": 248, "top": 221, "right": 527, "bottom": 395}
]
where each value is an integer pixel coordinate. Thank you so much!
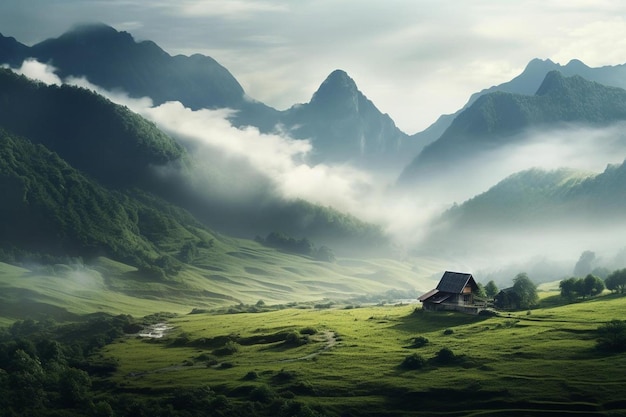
[
  {"left": 0, "top": 238, "right": 444, "bottom": 323},
  {"left": 101, "top": 295, "right": 626, "bottom": 416}
]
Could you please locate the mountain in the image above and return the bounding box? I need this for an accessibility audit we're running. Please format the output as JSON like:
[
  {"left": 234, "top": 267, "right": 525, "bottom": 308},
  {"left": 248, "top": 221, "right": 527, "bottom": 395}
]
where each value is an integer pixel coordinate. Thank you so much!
[
  {"left": 410, "top": 58, "right": 626, "bottom": 149},
  {"left": 0, "top": 68, "right": 387, "bottom": 258},
  {"left": 435, "top": 160, "right": 626, "bottom": 232},
  {"left": 399, "top": 71, "right": 626, "bottom": 184},
  {"left": 280, "top": 70, "right": 415, "bottom": 168},
  {"left": 0, "top": 24, "right": 417, "bottom": 170},
  {"left": 0, "top": 33, "right": 28, "bottom": 66},
  {"left": 13, "top": 23, "right": 279, "bottom": 131},
  {"left": 0, "top": 68, "right": 184, "bottom": 188},
  {"left": 416, "top": 161, "right": 626, "bottom": 273},
  {"left": 0, "top": 128, "right": 216, "bottom": 270}
]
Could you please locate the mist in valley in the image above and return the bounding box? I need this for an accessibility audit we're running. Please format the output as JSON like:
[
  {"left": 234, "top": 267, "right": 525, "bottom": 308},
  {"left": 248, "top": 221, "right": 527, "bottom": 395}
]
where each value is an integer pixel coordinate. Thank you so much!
[{"left": 8, "top": 59, "right": 626, "bottom": 287}]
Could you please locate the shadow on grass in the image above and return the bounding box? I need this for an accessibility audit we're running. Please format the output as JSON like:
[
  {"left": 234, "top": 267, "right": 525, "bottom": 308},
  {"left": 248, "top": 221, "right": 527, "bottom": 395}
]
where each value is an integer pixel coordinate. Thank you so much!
[{"left": 391, "top": 308, "right": 488, "bottom": 334}]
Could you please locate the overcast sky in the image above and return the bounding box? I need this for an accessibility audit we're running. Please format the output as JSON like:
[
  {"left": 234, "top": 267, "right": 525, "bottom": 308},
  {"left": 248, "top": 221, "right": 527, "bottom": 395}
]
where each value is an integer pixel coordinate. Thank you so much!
[{"left": 2, "top": 0, "right": 626, "bottom": 133}]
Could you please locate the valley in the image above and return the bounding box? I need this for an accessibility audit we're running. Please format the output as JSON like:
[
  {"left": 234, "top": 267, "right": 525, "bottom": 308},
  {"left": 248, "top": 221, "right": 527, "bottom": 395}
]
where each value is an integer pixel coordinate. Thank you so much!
[{"left": 1, "top": 16, "right": 626, "bottom": 417}]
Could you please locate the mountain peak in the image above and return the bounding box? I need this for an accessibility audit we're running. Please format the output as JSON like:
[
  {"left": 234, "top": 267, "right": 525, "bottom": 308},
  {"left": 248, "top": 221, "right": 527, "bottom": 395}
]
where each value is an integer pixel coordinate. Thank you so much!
[
  {"left": 33, "top": 22, "right": 140, "bottom": 58},
  {"left": 311, "top": 69, "right": 359, "bottom": 105},
  {"left": 565, "top": 58, "right": 589, "bottom": 70},
  {"left": 535, "top": 70, "right": 567, "bottom": 95},
  {"left": 324, "top": 69, "right": 356, "bottom": 86},
  {"left": 58, "top": 22, "right": 131, "bottom": 43},
  {"left": 524, "top": 58, "right": 556, "bottom": 72}
]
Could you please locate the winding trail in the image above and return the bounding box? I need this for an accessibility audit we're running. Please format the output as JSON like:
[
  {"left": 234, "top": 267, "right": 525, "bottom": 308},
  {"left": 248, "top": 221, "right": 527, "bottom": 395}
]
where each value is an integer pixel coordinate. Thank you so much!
[{"left": 276, "top": 330, "right": 337, "bottom": 363}]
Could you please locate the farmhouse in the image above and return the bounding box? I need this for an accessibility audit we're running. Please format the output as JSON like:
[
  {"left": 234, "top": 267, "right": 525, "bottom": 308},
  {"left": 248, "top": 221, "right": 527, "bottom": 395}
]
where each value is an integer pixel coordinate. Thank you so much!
[{"left": 418, "top": 271, "right": 487, "bottom": 314}]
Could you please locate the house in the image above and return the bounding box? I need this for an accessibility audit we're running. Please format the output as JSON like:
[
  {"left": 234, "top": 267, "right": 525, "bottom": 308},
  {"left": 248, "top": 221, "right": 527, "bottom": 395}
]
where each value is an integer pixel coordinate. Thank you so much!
[
  {"left": 494, "top": 287, "right": 519, "bottom": 310},
  {"left": 418, "top": 271, "right": 486, "bottom": 314}
]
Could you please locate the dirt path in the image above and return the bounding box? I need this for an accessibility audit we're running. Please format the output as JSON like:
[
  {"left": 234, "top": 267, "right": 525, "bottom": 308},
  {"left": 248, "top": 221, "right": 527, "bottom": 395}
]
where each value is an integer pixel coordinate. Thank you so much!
[{"left": 276, "top": 330, "right": 337, "bottom": 363}]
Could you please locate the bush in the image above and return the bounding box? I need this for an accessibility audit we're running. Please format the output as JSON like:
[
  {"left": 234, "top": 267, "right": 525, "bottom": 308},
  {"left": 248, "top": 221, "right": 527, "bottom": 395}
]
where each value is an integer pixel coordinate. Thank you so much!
[
  {"left": 596, "top": 320, "right": 626, "bottom": 352},
  {"left": 443, "top": 329, "right": 454, "bottom": 335},
  {"left": 213, "top": 341, "right": 240, "bottom": 356},
  {"left": 434, "top": 347, "right": 456, "bottom": 365},
  {"left": 249, "top": 384, "right": 274, "bottom": 403},
  {"left": 284, "top": 331, "right": 308, "bottom": 346},
  {"left": 299, "top": 327, "right": 318, "bottom": 335},
  {"left": 243, "top": 371, "right": 258, "bottom": 380},
  {"left": 400, "top": 353, "right": 426, "bottom": 370},
  {"left": 409, "top": 336, "right": 429, "bottom": 348}
]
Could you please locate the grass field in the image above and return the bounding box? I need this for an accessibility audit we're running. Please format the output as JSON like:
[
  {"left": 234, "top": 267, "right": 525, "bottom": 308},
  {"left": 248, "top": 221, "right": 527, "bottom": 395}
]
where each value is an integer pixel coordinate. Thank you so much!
[
  {"left": 2, "top": 242, "right": 625, "bottom": 415},
  {"left": 98, "top": 294, "right": 626, "bottom": 416},
  {"left": 0, "top": 238, "right": 444, "bottom": 323}
]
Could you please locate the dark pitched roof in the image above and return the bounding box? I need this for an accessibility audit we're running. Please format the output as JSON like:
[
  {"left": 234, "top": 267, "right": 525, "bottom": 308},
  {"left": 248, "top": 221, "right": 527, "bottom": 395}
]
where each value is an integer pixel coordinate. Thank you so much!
[
  {"left": 418, "top": 288, "right": 439, "bottom": 302},
  {"left": 436, "top": 271, "right": 477, "bottom": 294}
]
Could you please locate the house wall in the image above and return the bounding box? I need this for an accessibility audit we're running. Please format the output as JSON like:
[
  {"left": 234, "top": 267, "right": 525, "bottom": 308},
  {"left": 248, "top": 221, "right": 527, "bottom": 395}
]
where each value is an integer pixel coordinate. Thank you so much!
[{"left": 423, "top": 302, "right": 481, "bottom": 315}]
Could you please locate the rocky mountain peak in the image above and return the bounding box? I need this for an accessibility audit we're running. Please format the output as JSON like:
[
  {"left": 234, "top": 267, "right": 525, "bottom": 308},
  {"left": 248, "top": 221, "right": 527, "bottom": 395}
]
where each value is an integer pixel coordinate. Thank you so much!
[{"left": 310, "top": 69, "right": 359, "bottom": 107}]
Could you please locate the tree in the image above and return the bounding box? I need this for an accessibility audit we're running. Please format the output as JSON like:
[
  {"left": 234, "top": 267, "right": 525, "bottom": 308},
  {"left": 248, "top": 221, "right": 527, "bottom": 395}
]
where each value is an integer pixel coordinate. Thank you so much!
[
  {"left": 485, "top": 280, "right": 499, "bottom": 298},
  {"left": 605, "top": 268, "right": 626, "bottom": 294},
  {"left": 559, "top": 277, "right": 579, "bottom": 300},
  {"left": 581, "top": 274, "right": 605, "bottom": 298},
  {"left": 512, "top": 273, "right": 538, "bottom": 309},
  {"left": 475, "top": 282, "right": 487, "bottom": 298},
  {"left": 58, "top": 367, "right": 92, "bottom": 407},
  {"left": 574, "top": 250, "right": 596, "bottom": 277}
]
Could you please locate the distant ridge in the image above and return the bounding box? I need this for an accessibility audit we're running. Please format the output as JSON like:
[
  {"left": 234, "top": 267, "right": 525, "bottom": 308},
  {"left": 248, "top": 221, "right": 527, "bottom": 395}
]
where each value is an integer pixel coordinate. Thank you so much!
[
  {"left": 399, "top": 71, "right": 626, "bottom": 184},
  {"left": 409, "top": 57, "right": 626, "bottom": 151}
]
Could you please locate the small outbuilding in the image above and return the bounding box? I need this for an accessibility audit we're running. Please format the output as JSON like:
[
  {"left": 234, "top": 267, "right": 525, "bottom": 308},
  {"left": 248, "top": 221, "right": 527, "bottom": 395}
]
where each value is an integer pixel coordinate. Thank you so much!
[{"left": 418, "top": 271, "right": 486, "bottom": 314}]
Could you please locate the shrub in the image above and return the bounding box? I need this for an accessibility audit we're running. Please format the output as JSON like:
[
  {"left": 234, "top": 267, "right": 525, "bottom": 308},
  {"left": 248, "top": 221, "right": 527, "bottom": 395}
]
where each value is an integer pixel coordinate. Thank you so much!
[
  {"left": 249, "top": 384, "right": 274, "bottom": 403},
  {"left": 213, "top": 341, "right": 240, "bottom": 356},
  {"left": 273, "top": 369, "right": 297, "bottom": 382},
  {"left": 243, "top": 371, "right": 259, "bottom": 380},
  {"left": 400, "top": 353, "right": 426, "bottom": 370},
  {"left": 409, "top": 336, "right": 429, "bottom": 348},
  {"left": 596, "top": 320, "right": 626, "bottom": 352},
  {"left": 434, "top": 347, "right": 456, "bottom": 365},
  {"left": 299, "top": 327, "right": 318, "bottom": 335},
  {"left": 284, "top": 331, "right": 308, "bottom": 346},
  {"left": 443, "top": 329, "right": 454, "bottom": 335}
]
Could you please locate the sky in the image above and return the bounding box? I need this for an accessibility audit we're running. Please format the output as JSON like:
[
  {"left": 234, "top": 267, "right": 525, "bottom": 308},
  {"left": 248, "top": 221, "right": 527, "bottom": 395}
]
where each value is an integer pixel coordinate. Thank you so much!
[{"left": 2, "top": 1, "right": 626, "bottom": 134}]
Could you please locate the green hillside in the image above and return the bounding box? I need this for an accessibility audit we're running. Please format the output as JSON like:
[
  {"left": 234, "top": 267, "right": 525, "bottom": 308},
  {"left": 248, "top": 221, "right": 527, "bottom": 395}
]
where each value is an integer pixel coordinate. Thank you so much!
[
  {"left": 0, "top": 68, "right": 184, "bottom": 188},
  {"left": 400, "top": 71, "right": 626, "bottom": 182},
  {"left": 440, "top": 161, "right": 626, "bottom": 229},
  {"left": 0, "top": 128, "right": 216, "bottom": 267},
  {"left": 2, "top": 290, "right": 625, "bottom": 416}
]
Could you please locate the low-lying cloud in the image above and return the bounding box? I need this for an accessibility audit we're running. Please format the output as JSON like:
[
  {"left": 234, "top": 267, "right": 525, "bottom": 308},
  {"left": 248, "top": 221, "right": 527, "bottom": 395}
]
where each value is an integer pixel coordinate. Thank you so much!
[
  {"left": 5, "top": 59, "right": 380, "bottom": 229},
  {"left": 7, "top": 59, "right": 626, "bottom": 282}
]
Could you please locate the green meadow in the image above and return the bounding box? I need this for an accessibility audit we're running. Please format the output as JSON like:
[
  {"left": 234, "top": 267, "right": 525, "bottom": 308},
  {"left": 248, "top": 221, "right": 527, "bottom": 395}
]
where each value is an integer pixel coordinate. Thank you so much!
[
  {"left": 98, "top": 294, "right": 626, "bottom": 416},
  {"left": 2, "top": 248, "right": 626, "bottom": 416},
  {"left": 0, "top": 238, "right": 443, "bottom": 323}
]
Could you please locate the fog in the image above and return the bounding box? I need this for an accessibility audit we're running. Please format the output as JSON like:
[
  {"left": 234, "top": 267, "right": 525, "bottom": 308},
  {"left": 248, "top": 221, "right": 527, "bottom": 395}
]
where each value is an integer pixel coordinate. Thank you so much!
[
  {"left": 405, "top": 122, "right": 626, "bottom": 204},
  {"left": 7, "top": 59, "right": 626, "bottom": 285}
]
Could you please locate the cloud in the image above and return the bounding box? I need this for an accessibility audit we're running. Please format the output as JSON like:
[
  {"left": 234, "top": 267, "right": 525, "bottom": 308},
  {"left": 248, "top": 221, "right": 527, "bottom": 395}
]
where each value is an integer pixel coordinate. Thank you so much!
[
  {"left": 6, "top": 59, "right": 626, "bottom": 277},
  {"left": 5, "top": 59, "right": 380, "bottom": 224},
  {"left": 172, "top": 0, "right": 287, "bottom": 18},
  {"left": 4, "top": 58, "right": 62, "bottom": 85}
]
